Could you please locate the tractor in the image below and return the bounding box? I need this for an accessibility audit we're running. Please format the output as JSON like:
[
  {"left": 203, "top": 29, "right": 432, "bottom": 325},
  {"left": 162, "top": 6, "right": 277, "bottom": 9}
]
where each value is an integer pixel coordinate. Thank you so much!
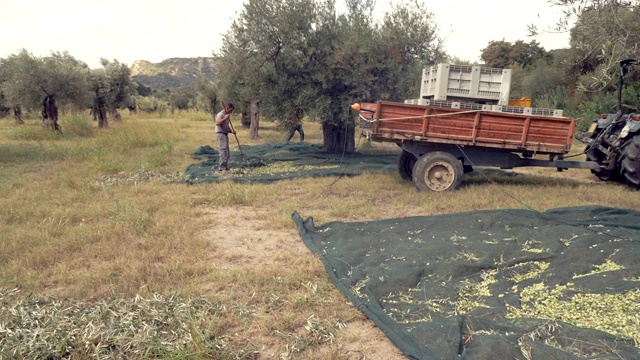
[{"left": 586, "top": 59, "right": 640, "bottom": 187}]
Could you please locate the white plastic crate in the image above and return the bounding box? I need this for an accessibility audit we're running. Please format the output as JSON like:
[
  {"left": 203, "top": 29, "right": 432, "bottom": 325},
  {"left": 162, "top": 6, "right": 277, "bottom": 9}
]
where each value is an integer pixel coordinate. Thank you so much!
[
  {"left": 492, "top": 105, "right": 564, "bottom": 117},
  {"left": 402, "top": 98, "right": 565, "bottom": 117},
  {"left": 420, "top": 64, "right": 512, "bottom": 105}
]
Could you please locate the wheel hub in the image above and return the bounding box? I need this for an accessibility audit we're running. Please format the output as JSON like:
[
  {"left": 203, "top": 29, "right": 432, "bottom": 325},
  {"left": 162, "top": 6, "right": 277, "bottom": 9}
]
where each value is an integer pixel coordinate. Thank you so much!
[{"left": 425, "top": 162, "right": 454, "bottom": 191}]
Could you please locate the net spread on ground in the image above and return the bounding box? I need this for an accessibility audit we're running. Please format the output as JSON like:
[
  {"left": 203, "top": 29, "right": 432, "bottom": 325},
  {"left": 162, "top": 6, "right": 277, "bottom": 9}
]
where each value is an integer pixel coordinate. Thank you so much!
[
  {"left": 184, "top": 143, "right": 398, "bottom": 184},
  {"left": 293, "top": 206, "right": 640, "bottom": 360}
]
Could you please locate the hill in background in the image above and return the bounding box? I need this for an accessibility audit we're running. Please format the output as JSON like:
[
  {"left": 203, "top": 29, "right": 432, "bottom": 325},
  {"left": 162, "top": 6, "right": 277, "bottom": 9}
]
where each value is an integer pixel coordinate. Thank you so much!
[{"left": 131, "top": 57, "right": 217, "bottom": 92}]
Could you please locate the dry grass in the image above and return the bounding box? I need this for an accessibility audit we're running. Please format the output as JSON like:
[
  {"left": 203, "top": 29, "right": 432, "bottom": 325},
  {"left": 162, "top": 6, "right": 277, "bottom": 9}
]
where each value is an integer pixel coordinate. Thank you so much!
[{"left": 1, "top": 112, "right": 640, "bottom": 359}]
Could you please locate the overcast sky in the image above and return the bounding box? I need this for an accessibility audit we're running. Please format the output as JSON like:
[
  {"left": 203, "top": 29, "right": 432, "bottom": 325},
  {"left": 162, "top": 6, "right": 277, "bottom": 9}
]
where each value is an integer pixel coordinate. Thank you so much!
[{"left": 1, "top": 0, "right": 571, "bottom": 69}]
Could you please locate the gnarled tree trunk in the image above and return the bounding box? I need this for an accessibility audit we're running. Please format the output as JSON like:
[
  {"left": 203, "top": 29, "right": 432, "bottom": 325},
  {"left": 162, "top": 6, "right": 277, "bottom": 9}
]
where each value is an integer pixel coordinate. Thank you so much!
[
  {"left": 42, "top": 94, "right": 61, "bottom": 132},
  {"left": 241, "top": 109, "right": 251, "bottom": 128},
  {"left": 322, "top": 122, "right": 355, "bottom": 152},
  {"left": 94, "top": 96, "right": 108, "bottom": 128},
  {"left": 13, "top": 105, "right": 24, "bottom": 124},
  {"left": 109, "top": 108, "right": 122, "bottom": 121},
  {"left": 249, "top": 101, "right": 260, "bottom": 139}
]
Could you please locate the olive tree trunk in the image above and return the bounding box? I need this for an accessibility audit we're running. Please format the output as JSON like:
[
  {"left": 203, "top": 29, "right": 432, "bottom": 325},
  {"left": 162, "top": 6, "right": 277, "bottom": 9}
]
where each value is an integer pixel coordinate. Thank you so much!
[
  {"left": 94, "top": 96, "right": 108, "bottom": 128},
  {"left": 13, "top": 105, "right": 24, "bottom": 124},
  {"left": 109, "top": 108, "right": 122, "bottom": 121},
  {"left": 42, "top": 94, "right": 61, "bottom": 132},
  {"left": 322, "top": 122, "right": 355, "bottom": 152},
  {"left": 241, "top": 109, "right": 251, "bottom": 128},
  {"left": 249, "top": 101, "right": 260, "bottom": 139}
]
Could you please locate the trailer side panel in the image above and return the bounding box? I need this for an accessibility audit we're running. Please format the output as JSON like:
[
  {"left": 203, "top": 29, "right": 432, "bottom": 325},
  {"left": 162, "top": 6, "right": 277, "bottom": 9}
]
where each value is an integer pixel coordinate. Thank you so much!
[{"left": 361, "top": 101, "right": 574, "bottom": 155}]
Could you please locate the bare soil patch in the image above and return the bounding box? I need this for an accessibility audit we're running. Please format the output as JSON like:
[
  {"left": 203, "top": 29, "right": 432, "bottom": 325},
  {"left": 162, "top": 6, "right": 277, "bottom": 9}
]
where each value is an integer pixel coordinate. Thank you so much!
[
  {"left": 203, "top": 206, "right": 304, "bottom": 270},
  {"left": 202, "top": 205, "right": 406, "bottom": 359}
]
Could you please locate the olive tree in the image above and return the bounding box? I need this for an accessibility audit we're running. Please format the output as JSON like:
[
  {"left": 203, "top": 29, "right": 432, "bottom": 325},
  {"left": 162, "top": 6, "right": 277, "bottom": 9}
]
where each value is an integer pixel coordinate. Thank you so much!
[
  {"left": 215, "top": 0, "right": 271, "bottom": 139},
  {"left": 480, "top": 40, "right": 550, "bottom": 69},
  {"left": 101, "top": 59, "right": 135, "bottom": 121},
  {"left": 218, "top": 0, "right": 444, "bottom": 151},
  {"left": 529, "top": 0, "right": 640, "bottom": 91},
  {"left": 0, "top": 50, "right": 90, "bottom": 131},
  {"left": 88, "top": 67, "right": 110, "bottom": 127},
  {"left": 194, "top": 80, "right": 219, "bottom": 117},
  {"left": 0, "top": 61, "right": 22, "bottom": 123},
  {"left": 168, "top": 86, "right": 195, "bottom": 111},
  {"left": 0, "top": 51, "right": 43, "bottom": 123}
]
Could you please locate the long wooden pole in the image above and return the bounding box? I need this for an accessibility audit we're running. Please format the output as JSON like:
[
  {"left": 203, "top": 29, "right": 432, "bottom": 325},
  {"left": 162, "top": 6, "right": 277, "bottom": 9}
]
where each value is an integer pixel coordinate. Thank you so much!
[{"left": 227, "top": 114, "right": 243, "bottom": 156}]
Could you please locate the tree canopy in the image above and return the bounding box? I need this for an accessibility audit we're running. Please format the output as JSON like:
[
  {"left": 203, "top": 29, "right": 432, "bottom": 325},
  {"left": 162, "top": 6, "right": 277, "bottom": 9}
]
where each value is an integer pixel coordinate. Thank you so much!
[
  {"left": 0, "top": 50, "right": 137, "bottom": 130},
  {"left": 529, "top": 0, "right": 640, "bottom": 91},
  {"left": 480, "top": 40, "right": 551, "bottom": 69},
  {"left": 0, "top": 50, "right": 91, "bottom": 130},
  {"left": 4, "top": 0, "right": 640, "bottom": 136},
  {"left": 88, "top": 59, "right": 135, "bottom": 127},
  {"left": 216, "top": 0, "right": 445, "bottom": 151}
]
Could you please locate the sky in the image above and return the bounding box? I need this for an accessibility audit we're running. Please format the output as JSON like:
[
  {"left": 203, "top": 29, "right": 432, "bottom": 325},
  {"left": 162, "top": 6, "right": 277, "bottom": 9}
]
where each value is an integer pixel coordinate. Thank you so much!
[{"left": 1, "top": 0, "right": 571, "bottom": 69}]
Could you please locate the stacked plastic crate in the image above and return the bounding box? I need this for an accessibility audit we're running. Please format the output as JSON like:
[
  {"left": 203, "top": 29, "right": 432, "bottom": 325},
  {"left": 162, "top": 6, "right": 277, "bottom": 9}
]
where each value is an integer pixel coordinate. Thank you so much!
[{"left": 404, "top": 64, "right": 563, "bottom": 117}]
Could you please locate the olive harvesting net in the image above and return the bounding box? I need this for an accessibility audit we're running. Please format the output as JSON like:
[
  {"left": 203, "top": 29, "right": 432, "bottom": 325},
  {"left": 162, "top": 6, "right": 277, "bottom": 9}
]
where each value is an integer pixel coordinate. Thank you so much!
[
  {"left": 293, "top": 206, "right": 640, "bottom": 360},
  {"left": 184, "top": 142, "right": 398, "bottom": 184}
]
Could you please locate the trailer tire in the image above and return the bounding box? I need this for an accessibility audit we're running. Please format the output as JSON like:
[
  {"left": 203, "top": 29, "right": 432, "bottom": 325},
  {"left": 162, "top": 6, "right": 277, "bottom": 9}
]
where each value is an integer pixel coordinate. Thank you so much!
[
  {"left": 398, "top": 151, "right": 417, "bottom": 180},
  {"left": 620, "top": 134, "right": 640, "bottom": 187},
  {"left": 412, "top": 151, "right": 463, "bottom": 191}
]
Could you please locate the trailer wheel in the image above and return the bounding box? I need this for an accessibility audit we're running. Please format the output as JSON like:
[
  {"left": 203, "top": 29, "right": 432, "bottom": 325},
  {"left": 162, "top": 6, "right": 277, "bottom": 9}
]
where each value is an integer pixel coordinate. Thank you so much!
[
  {"left": 412, "top": 151, "right": 463, "bottom": 191},
  {"left": 620, "top": 134, "right": 640, "bottom": 187},
  {"left": 398, "top": 151, "right": 417, "bottom": 180}
]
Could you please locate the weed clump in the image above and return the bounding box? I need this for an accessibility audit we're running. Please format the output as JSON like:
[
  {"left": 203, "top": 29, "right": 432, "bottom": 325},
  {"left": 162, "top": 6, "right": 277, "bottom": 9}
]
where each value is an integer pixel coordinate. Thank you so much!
[{"left": 0, "top": 288, "right": 259, "bottom": 359}]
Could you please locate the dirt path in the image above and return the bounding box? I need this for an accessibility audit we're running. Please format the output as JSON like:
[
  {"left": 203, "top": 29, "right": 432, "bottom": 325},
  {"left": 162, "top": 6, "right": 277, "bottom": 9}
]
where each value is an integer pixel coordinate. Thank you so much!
[{"left": 203, "top": 206, "right": 405, "bottom": 359}]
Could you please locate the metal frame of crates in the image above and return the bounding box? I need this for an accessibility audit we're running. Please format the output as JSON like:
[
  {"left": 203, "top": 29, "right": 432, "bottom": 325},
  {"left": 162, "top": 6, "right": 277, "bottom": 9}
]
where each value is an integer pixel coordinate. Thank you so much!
[{"left": 403, "top": 98, "right": 564, "bottom": 118}]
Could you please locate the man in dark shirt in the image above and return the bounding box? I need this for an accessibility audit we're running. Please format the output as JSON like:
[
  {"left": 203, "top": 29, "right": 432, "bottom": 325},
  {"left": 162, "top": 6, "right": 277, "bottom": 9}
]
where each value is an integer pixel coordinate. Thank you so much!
[{"left": 286, "top": 122, "right": 304, "bottom": 142}]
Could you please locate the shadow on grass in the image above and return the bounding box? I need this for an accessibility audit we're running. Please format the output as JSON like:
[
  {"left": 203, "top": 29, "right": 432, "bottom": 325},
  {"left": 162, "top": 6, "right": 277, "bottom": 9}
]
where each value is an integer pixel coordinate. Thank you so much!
[{"left": 461, "top": 168, "right": 588, "bottom": 188}]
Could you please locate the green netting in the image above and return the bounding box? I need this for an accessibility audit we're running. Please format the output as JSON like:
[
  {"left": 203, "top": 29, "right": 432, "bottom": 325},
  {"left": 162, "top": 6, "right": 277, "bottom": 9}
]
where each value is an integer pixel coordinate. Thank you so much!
[
  {"left": 184, "top": 143, "right": 398, "bottom": 184},
  {"left": 292, "top": 206, "right": 640, "bottom": 360}
]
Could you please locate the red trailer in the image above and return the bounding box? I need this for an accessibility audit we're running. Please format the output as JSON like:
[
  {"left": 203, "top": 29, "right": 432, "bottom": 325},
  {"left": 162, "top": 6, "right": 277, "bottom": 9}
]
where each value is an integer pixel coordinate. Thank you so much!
[{"left": 352, "top": 101, "right": 597, "bottom": 191}]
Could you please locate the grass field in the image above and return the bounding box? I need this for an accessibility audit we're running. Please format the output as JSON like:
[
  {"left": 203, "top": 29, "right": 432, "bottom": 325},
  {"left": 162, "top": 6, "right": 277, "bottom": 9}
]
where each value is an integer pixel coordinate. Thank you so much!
[{"left": 1, "top": 111, "right": 639, "bottom": 359}]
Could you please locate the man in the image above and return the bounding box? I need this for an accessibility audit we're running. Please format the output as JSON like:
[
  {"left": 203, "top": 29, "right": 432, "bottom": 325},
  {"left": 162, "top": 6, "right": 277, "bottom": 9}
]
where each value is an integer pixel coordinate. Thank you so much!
[
  {"left": 285, "top": 122, "right": 304, "bottom": 142},
  {"left": 215, "top": 103, "right": 235, "bottom": 171},
  {"left": 284, "top": 108, "right": 305, "bottom": 142}
]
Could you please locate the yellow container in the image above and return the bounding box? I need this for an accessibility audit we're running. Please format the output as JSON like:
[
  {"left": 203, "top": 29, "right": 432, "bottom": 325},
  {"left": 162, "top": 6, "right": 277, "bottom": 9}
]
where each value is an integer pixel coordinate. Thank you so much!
[{"left": 508, "top": 97, "right": 532, "bottom": 107}]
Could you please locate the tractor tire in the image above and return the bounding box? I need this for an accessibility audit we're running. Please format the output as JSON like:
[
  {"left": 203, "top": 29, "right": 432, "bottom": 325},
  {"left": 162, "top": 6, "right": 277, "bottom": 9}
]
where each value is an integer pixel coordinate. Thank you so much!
[
  {"left": 398, "top": 151, "right": 417, "bottom": 181},
  {"left": 586, "top": 134, "right": 619, "bottom": 181},
  {"left": 620, "top": 134, "right": 640, "bottom": 187},
  {"left": 586, "top": 151, "right": 618, "bottom": 181},
  {"left": 412, "top": 151, "right": 463, "bottom": 192}
]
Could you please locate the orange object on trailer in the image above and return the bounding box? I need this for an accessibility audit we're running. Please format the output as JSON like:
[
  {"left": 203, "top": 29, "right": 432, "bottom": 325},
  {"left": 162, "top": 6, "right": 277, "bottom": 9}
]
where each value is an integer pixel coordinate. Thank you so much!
[{"left": 508, "top": 97, "right": 532, "bottom": 107}]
